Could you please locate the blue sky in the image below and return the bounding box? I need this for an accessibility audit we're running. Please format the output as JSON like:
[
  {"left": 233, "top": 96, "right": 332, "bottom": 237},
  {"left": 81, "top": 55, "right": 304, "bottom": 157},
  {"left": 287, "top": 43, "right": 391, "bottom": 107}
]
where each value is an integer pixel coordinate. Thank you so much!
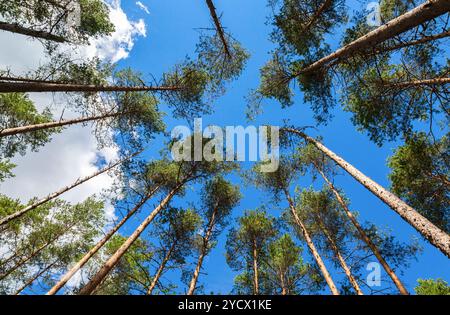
[{"left": 114, "top": 0, "right": 449, "bottom": 294}]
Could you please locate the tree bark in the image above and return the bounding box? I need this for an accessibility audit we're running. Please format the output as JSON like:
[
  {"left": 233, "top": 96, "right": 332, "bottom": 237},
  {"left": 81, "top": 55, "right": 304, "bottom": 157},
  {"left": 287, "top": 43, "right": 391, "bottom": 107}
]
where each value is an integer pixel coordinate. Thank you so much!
[
  {"left": 46, "top": 186, "right": 159, "bottom": 295},
  {"left": 252, "top": 239, "right": 259, "bottom": 295},
  {"left": 146, "top": 241, "right": 176, "bottom": 295},
  {"left": 316, "top": 216, "right": 364, "bottom": 295},
  {"left": 0, "top": 21, "right": 67, "bottom": 43},
  {"left": 315, "top": 166, "right": 409, "bottom": 295},
  {"left": 283, "top": 128, "right": 450, "bottom": 258},
  {"left": 205, "top": 0, "right": 232, "bottom": 59},
  {"left": 284, "top": 189, "right": 340, "bottom": 295},
  {"left": 280, "top": 272, "right": 287, "bottom": 295},
  {"left": 0, "top": 151, "right": 141, "bottom": 227},
  {"left": 78, "top": 183, "right": 185, "bottom": 295},
  {"left": 294, "top": 0, "right": 450, "bottom": 75},
  {"left": 0, "top": 81, "right": 181, "bottom": 93},
  {"left": 386, "top": 77, "right": 450, "bottom": 89},
  {"left": 0, "top": 111, "right": 130, "bottom": 138},
  {"left": 376, "top": 30, "right": 450, "bottom": 54},
  {"left": 187, "top": 206, "right": 217, "bottom": 295},
  {"left": 14, "top": 261, "right": 57, "bottom": 295}
]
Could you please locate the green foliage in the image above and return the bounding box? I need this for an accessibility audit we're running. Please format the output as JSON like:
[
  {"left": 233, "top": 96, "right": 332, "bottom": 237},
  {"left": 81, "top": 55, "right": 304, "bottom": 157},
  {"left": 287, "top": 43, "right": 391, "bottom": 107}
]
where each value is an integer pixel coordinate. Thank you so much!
[
  {"left": 256, "top": 53, "right": 293, "bottom": 108},
  {"left": 0, "top": 93, "right": 56, "bottom": 158},
  {"left": 361, "top": 223, "right": 421, "bottom": 271},
  {"left": 0, "top": 160, "right": 15, "bottom": 182},
  {"left": 248, "top": 155, "right": 302, "bottom": 200},
  {"left": 0, "top": 196, "right": 106, "bottom": 294},
  {"left": 145, "top": 159, "right": 184, "bottom": 192},
  {"left": 270, "top": 0, "right": 347, "bottom": 56},
  {"left": 0, "top": 0, "right": 114, "bottom": 44},
  {"left": 202, "top": 176, "right": 241, "bottom": 226},
  {"left": 226, "top": 209, "right": 277, "bottom": 273},
  {"left": 414, "top": 278, "right": 450, "bottom": 295},
  {"left": 388, "top": 133, "right": 449, "bottom": 232},
  {"left": 78, "top": 0, "right": 115, "bottom": 39},
  {"left": 265, "top": 234, "right": 319, "bottom": 294},
  {"left": 38, "top": 55, "right": 112, "bottom": 86},
  {"left": 340, "top": 58, "right": 437, "bottom": 145},
  {"left": 109, "top": 68, "right": 165, "bottom": 150},
  {"left": 161, "top": 60, "right": 212, "bottom": 119},
  {"left": 196, "top": 33, "right": 250, "bottom": 94},
  {"left": 295, "top": 188, "right": 350, "bottom": 247}
]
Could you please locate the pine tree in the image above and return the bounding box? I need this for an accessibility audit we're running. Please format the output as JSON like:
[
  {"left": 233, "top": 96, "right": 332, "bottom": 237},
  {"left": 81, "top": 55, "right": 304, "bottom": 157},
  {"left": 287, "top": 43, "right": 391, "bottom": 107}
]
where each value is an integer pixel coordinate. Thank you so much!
[
  {"left": 146, "top": 208, "right": 201, "bottom": 295},
  {"left": 226, "top": 209, "right": 277, "bottom": 295},
  {"left": 187, "top": 176, "right": 241, "bottom": 295}
]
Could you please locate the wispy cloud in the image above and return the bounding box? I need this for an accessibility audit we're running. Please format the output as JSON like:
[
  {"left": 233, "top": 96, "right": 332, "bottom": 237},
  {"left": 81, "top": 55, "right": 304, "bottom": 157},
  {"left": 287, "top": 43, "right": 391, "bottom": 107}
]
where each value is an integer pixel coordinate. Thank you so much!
[{"left": 136, "top": 1, "right": 150, "bottom": 15}]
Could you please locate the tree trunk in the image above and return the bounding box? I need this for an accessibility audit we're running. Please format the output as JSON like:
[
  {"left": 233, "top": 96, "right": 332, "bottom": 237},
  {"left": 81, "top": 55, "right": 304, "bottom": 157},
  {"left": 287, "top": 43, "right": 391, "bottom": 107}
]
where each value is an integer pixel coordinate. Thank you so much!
[
  {"left": 252, "top": 239, "right": 259, "bottom": 295},
  {"left": 377, "top": 30, "right": 450, "bottom": 54},
  {"left": 0, "top": 21, "right": 67, "bottom": 43},
  {"left": 0, "top": 81, "right": 181, "bottom": 93},
  {"left": 15, "top": 261, "right": 57, "bottom": 295},
  {"left": 0, "top": 111, "right": 130, "bottom": 138},
  {"left": 78, "top": 183, "right": 185, "bottom": 295},
  {"left": 205, "top": 0, "right": 232, "bottom": 59},
  {"left": 315, "top": 166, "right": 409, "bottom": 295},
  {"left": 386, "top": 77, "right": 450, "bottom": 89},
  {"left": 46, "top": 186, "right": 159, "bottom": 295},
  {"left": 295, "top": 0, "right": 450, "bottom": 75},
  {"left": 280, "top": 272, "right": 287, "bottom": 295},
  {"left": 283, "top": 128, "right": 450, "bottom": 258},
  {"left": 187, "top": 206, "right": 217, "bottom": 295},
  {"left": 284, "top": 189, "right": 340, "bottom": 295},
  {"left": 0, "top": 151, "right": 141, "bottom": 227},
  {"left": 146, "top": 241, "right": 176, "bottom": 295},
  {"left": 316, "top": 216, "right": 364, "bottom": 295}
]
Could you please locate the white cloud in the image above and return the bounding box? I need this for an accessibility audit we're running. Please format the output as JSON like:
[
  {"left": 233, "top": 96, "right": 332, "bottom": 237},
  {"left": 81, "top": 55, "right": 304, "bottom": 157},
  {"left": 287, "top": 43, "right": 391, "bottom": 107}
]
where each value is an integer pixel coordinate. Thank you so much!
[
  {"left": 136, "top": 1, "right": 150, "bottom": 15},
  {"left": 83, "top": 0, "right": 147, "bottom": 63}
]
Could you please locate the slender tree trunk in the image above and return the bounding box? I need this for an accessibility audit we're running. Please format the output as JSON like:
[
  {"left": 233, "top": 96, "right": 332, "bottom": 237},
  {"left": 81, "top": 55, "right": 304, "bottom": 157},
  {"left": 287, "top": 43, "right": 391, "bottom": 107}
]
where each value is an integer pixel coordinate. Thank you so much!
[
  {"left": 283, "top": 128, "right": 450, "bottom": 258},
  {"left": 386, "top": 77, "right": 450, "bottom": 89},
  {"left": 304, "top": 0, "right": 333, "bottom": 31},
  {"left": 0, "top": 21, "right": 67, "bottom": 43},
  {"left": 205, "top": 0, "right": 232, "bottom": 59},
  {"left": 15, "top": 261, "right": 57, "bottom": 295},
  {"left": 252, "top": 240, "right": 259, "bottom": 295},
  {"left": 294, "top": 0, "right": 450, "bottom": 75},
  {"left": 0, "top": 76, "right": 72, "bottom": 84},
  {"left": 146, "top": 241, "right": 176, "bottom": 295},
  {"left": 283, "top": 189, "right": 340, "bottom": 295},
  {"left": 0, "top": 151, "right": 141, "bottom": 227},
  {"left": 0, "top": 111, "right": 131, "bottom": 137},
  {"left": 316, "top": 216, "right": 364, "bottom": 295},
  {"left": 280, "top": 272, "right": 287, "bottom": 295},
  {"left": 377, "top": 30, "right": 450, "bottom": 54},
  {"left": 187, "top": 206, "right": 217, "bottom": 295},
  {"left": 46, "top": 186, "right": 159, "bottom": 295},
  {"left": 0, "top": 81, "right": 181, "bottom": 93},
  {"left": 78, "top": 183, "right": 185, "bottom": 295},
  {"left": 315, "top": 166, "right": 409, "bottom": 295}
]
